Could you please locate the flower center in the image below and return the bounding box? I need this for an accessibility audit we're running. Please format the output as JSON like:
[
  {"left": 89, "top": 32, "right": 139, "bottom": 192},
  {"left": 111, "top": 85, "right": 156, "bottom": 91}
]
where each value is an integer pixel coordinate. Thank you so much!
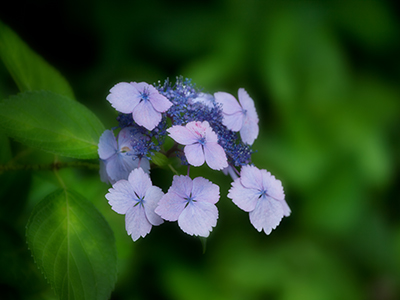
[
  {"left": 140, "top": 88, "right": 150, "bottom": 102},
  {"left": 184, "top": 193, "right": 196, "bottom": 207},
  {"left": 258, "top": 189, "right": 268, "bottom": 199},
  {"left": 133, "top": 191, "right": 144, "bottom": 207},
  {"left": 198, "top": 136, "right": 206, "bottom": 145}
]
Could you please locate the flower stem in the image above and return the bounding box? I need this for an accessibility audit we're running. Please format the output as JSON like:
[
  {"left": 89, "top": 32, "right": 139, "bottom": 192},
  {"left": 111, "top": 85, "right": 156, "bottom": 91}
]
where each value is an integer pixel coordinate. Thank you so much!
[
  {"left": 0, "top": 161, "right": 99, "bottom": 172},
  {"left": 168, "top": 163, "right": 179, "bottom": 175}
]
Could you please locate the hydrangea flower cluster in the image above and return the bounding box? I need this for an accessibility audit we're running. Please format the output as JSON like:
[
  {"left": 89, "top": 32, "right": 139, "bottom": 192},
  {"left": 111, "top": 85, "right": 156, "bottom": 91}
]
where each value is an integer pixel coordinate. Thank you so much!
[{"left": 99, "top": 78, "right": 290, "bottom": 241}]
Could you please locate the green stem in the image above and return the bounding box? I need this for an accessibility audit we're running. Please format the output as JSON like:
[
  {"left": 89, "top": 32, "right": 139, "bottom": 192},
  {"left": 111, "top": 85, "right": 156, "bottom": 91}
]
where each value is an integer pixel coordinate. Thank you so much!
[
  {"left": 0, "top": 161, "right": 99, "bottom": 172},
  {"left": 168, "top": 163, "right": 179, "bottom": 175}
]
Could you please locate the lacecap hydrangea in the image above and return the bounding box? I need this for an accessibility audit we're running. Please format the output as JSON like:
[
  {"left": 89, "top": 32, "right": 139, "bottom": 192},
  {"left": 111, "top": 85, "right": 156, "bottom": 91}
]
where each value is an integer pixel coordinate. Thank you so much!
[{"left": 98, "top": 77, "right": 290, "bottom": 241}]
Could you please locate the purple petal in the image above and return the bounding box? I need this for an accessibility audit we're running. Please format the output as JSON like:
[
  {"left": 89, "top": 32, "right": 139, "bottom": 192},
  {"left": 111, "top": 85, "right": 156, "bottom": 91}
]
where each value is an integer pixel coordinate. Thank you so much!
[
  {"left": 125, "top": 204, "right": 152, "bottom": 241},
  {"left": 105, "top": 179, "right": 135, "bottom": 214},
  {"left": 228, "top": 178, "right": 259, "bottom": 212},
  {"left": 127, "top": 168, "right": 152, "bottom": 198},
  {"left": 148, "top": 90, "right": 173, "bottom": 112},
  {"left": 191, "top": 177, "right": 220, "bottom": 204},
  {"left": 168, "top": 175, "right": 194, "bottom": 200},
  {"left": 107, "top": 82, "right": 140, "bottom": 114},
  {"left": 222, "top": 111, "right": 244, "bottom": 132},
  {"left": 240, "top": 114, "right": 259, "bottom": 145},
  {"left": 99, "top": 160, "right": 111, "bottom": 184},
  {"left": 132, "top": 100, "right": 161, "bottom": 130},
  {"left": 222, "top": 166, "right": 239, "bottom": 181},
  {"left": 167, "top": 125, "right": 198, "bottom": 145},
  {"left": 155, "top": 175, "right": 193, "bottom": 221},
  {"left": 185, "top": 121, "right": 208, "bottom": 139},
  {"left": 144, "top": 186, "right": 164, "bottom": 226},
  {"left": 260, "top": 170, "right": 285, "bottom": 201},
  {"left": 203, "top": 142, "right": 228, "bottom": 170},
  {"left": 281, "top": 200, "right": 291, "bottom": 217},
  {"left": 203, "top": 121, "right": 218, "bottom": 143},
  {"left": 155, "top": 191, "right": 187, "bottom": 221},
  {"left": 238, "top": 88, "right": 259, "bottom": 145},
  {"left": 249, "top": 196, "right": 285, "bottom": 235},
  {"left": 117, "top": 127, "right": 134, "bottom": 150},
  {"left": 105, "top": 153, "right": 137, "bottom": 182},
  {"left": 240, "top": 165, "right": 263, "bottom": 190},
  {"left": 184, "top": 143, "right": 205, "bottom": 167},
  {"left": 238, "top": 88, "right": 258, "bottom": 119},
  {"left": 98, "top": 130, "right": 117, "bottom": 160},
  {"left": 178, "top": 201, "right": 218, "bottom": 237},
  {"left": 214, "top": 91, "right": 242, "bottom": 115},
  {"left": 130, "top": 81, "right": 147, "bottom": 90},
  {"left": 190, "top": 93, "right": 215, "bottom": 108},
  {"left": 138, "top": 157, "right": 150, "bottom": 174}
]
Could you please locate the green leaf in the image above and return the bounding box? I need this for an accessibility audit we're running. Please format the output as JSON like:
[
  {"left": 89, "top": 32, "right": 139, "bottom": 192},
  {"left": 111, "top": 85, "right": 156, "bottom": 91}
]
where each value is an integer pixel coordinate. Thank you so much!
[
  {"left": 151, "top": 152, "right": 169, "bottom": 168},
  {"left": 0, "top": 132, "right": 11, "bottom": 163},
  {"left": 0, "top": 90, "right": 105, "bottom": 159},
  {"left": 26, "top": 188, "right": 117, "bottom": 300},
  {"left": 0, "top": 20, "right": 75, "bottom": 99}
]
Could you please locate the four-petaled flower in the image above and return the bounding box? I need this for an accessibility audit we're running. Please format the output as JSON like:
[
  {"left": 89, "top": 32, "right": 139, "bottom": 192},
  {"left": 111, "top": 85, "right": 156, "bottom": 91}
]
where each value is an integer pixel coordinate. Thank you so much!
[
  {"left": 227, "top": 165, "right": 290, "bottom": 235},
  {"left": 167, "top": 121, "right": 228, "bottom": 170},
  {"left": 214, "top": 88, "right": 259, "bottom": 145},
  {"left": 107, "top": 82, "right": 172, "bottom": 130},
  {"left": 105, "top": 168, "right": 164, "bottom": 241},
  {"left": 98, "top": 127, "right": 150, "bottom": 184},
  {"left": 155, "top": 175, "right": 219, "bottom": 237}
]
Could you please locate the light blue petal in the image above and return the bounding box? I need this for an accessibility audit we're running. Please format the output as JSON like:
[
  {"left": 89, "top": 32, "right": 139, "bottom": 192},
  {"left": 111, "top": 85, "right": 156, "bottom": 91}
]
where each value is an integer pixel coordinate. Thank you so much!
[
  {"left": 125, "top": 204, "right": 152, "bottom": 241},
  {"left": 249, "top": 196, "right": 285, "bottom": 235},
  {"left": 98, "top": 130, "right": 117, "bottom": 160},
  {"left": 107, "top": 82, "right": 140, "bottom": 114},
  {"left": 191, "top": 177, "right": 219, "bottom": 204},
  {"left": 228, "top": 178, "right": 259, "bottom": 212},
  {"left": 144, "top": 186, "right": 164, "bottom": 226},
  {"left": 178, "top": 201, "right": 218, "bottom": 237},
  {"left": 105, "top": 179, "right": 136, "bottom": 214}
]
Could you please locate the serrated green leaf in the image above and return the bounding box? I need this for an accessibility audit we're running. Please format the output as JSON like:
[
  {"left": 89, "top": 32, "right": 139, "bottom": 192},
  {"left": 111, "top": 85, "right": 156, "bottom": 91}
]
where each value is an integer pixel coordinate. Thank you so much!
[
  {"left": 0, "top": 90, "right": 105, "bottom": 159},
  {"left": 26, "top": 188, "right": 117, "bottom": 300},
  {"left": 0, "top": 20, "right": 75, "bottom": 99},
  {"left": 0, "top": 132, "right": 11, "bottom": 163}
]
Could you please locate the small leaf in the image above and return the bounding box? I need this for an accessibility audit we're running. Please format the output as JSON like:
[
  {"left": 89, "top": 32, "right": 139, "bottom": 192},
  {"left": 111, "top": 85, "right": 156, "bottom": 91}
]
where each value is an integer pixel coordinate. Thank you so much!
[
  {"left": 0, "top": 90, "right": 105, "bottom": 159},
  {"left": 26, "top": 188, "right": 117, "bottom": 300},
  {"left": 199, "top": 236, "right": 207, "bottom": 254},
  {"left": 0, "top": 20, "right": 75, "bottom": 98},
  {"left": 151, "top": 152, "right": 169, "bottom": 167}
]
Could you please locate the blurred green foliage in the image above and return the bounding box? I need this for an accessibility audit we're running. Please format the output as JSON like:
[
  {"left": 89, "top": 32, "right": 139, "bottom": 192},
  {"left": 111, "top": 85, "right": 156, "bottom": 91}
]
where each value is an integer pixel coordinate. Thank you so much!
[{"left": 1, "top": 0, "right": 399, "bottom": 299}]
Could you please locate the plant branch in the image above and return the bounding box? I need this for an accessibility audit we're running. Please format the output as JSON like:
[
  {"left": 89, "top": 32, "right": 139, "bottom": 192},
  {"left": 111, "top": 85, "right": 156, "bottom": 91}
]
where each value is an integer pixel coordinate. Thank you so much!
[{"left": 0, "top": 161, "right": 99, "bottom": 172}]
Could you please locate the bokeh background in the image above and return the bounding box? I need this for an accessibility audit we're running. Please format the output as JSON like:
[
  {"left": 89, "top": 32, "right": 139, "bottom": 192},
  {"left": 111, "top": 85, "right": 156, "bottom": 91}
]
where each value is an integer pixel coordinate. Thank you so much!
[{"left": 1, "top": 0, "right": 399, "bottom": 299}]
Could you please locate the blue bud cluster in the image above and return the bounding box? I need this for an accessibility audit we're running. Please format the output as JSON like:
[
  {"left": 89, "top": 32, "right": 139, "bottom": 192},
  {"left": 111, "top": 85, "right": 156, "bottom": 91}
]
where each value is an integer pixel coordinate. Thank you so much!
[{"left": 156, "top": 76, "right": 253, "bottom": 167}]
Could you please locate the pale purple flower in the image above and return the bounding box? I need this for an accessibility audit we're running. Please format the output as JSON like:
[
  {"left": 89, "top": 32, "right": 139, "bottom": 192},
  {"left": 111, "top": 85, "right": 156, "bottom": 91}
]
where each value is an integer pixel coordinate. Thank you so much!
[
  {"left": 227, "top": 165, "right": 290, "bottom": 235},
  {"left": 106, "top": 81, "right": 172, "bottom": 130},
  {"left": 155, "top": 175, "right": 219, "bottom": 237},
  {"left": 105, "top": 168, "right": 164, "bottom": 241},
  {"left": 214, "top": 88, "right": 259, "bottom": 145},
  {"left": 167, "top": 121, "right": 228, "bottom": 170},
  {"left": 98, "top": 127, "right": 150, "bottom": 184}
]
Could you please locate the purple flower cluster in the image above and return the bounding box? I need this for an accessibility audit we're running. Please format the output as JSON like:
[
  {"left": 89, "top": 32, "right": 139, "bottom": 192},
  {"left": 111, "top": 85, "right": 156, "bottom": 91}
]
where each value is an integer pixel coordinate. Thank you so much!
[{"left": 99, "top": 77, "right": 290, "bottom": 241}]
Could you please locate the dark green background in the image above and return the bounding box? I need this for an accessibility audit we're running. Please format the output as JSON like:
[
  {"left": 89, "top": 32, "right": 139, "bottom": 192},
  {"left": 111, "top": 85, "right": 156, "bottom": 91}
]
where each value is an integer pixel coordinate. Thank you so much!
[{"left": 1, "top": 0, "right": 399, "bottom": 299}]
